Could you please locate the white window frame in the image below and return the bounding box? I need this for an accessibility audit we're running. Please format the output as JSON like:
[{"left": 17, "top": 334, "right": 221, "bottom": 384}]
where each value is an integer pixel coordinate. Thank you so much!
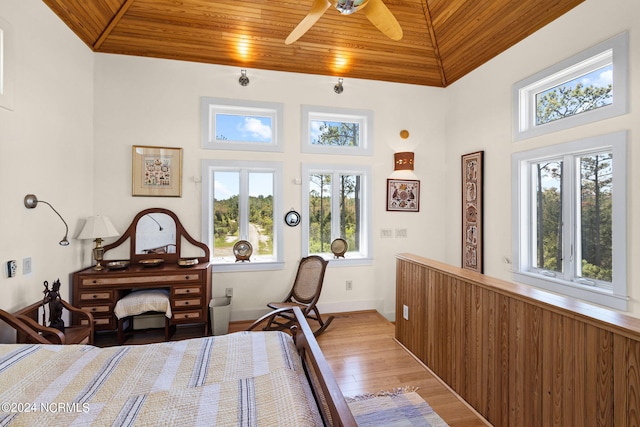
[
  {"left": 513, "top": 32, "right": 628, "bottom": 141},
  {"left": 201, "top": 159, "right": 284, "bottom": 272},
  {"left": 0, "top": 16, "right": 15, "bottom": 111},
  {"left": 511, "top": 131, "right": 627, "bottom": 310},
  {"left": 301, "top": 163, "right": 373, "bottom": 266},
  {"left": 301, "top": 105, "right": 373, "bottom": 156},
  {"left": 201, "top": 97, "right": 284, "bottom": 152}
]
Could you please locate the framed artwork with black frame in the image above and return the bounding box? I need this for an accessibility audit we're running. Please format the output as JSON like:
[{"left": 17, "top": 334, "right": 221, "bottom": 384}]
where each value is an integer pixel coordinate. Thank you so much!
[
  {"left": 462, "top": 151, "right": 483, "bottom": 273},
  {"left": 386, "top": 179, "right": 420, "bottom": 212}
]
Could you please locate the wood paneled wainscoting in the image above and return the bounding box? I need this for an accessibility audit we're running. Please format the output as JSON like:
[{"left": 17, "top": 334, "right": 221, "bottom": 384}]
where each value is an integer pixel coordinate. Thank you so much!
[{"left": 396, "top": 253, "right": 640, "bottom": 427}]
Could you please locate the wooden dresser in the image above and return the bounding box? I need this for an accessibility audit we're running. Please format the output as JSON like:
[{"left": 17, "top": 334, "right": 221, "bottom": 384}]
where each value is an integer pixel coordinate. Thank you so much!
[
  {"left": 72, "top": 262, "right": 211, "bottom": 334},
  {"left": 71, "top": 208, "right": 212, "bottom": 336}
]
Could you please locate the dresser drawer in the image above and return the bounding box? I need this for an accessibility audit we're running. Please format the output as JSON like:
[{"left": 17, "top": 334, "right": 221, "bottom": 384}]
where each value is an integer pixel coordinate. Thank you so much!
[
  {"left": 172, "top": 298, "right": 202, "bottom": 309},
  {"left": 80, "top": 304, "right": 112, "bottom": 315},
  {"left": 171, "top": 286, "right": 202, "bottom": 297},
  {"left": 79, "top": 291, "right": 113, "bottom": 301},
  {"left": 81, "top": 316, "right": 114, "bottom": 329},
  {"left": 80, "top": 273, "right": 201, "bottom": 287},
  {"left": 172, "top": 310, "right": 202, "bottom": 322}
]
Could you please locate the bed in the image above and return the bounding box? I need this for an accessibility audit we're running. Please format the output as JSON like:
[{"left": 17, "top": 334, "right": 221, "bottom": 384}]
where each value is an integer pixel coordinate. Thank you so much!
[{"left": 0, "top": 307, "right": 356, "bottom": 426}]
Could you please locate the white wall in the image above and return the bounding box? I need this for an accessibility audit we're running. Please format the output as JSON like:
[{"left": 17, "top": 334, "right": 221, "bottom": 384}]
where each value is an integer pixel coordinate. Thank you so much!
[
  {"left": 4, "top": 0, "right": 639, "bottom": 339},
  {"left": 444, "top": 0, "right": 640, "bottom": 314},
  {"left": 0, "top": 0, "right": 94, "bottom": 340},
  {"left": 92, "top": 55, "right": 447, "bottom": 321}
]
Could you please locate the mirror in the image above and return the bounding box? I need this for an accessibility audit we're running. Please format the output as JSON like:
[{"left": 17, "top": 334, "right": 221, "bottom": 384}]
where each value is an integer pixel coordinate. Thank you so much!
[
  {"left": 103, "top": 208, "right": 210, "bottom": 264},
  {"left": 135, "top": 213, "right": 177, "bottom": 255}
]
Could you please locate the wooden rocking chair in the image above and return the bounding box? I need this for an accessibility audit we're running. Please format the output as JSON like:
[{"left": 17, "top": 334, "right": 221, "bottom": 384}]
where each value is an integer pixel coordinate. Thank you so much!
[{"left": 264, "top": 255, "right": 334, "bottom": 336}]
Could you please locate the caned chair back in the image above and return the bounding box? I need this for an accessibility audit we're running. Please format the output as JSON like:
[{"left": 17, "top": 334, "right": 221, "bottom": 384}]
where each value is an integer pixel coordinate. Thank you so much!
[{"left": 291, "top": 256, "right": 328, "bottom": 304}]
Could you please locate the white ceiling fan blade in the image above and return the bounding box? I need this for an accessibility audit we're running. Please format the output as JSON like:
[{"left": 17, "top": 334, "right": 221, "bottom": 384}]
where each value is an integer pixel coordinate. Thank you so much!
[
  {"left": 363, "top": 0, "right": 403, "bottom": 41},
  {"left": 285, "top": 0, "right": 332, "bottom": 45}
]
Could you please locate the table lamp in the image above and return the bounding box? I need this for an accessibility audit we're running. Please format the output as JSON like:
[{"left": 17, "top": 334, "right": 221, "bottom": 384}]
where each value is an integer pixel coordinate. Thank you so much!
[{"left": 78, "top": 215, "right": 120, "bottom": 270}]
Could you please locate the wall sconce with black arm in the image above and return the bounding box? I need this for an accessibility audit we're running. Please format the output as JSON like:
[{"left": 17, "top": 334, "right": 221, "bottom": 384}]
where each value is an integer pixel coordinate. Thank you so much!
[{"left": 24, "top": 194, "right": 70, "bottom": 246}]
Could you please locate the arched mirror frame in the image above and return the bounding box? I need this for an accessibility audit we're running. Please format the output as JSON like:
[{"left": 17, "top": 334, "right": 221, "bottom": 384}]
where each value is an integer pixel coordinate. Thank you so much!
[{"left": 103, "top": 208, "right": 210, "bottom": 264}]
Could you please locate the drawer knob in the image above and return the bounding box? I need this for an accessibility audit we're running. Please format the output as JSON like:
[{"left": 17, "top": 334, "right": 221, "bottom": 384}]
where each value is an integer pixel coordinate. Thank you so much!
[
  {"left": 185, "top": 276, "right": 190, "bottom": 280},
  {"left": 92, "top": 295, "right": 98, "bottom": 299},
  {"left": 184, "top": 301, "right": 189, "bottom": 305},
  {"left": 92, "top": 280, "right": 97, "bottom": 284}
]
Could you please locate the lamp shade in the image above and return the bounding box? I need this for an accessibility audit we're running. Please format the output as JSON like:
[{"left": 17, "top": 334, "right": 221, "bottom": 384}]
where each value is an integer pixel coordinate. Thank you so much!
[
  {"left": 78, "top": 215, "right": 120, "bottom": 240},
  {"left": 394, "top": 152, "right": 414, "bottom": 171}
]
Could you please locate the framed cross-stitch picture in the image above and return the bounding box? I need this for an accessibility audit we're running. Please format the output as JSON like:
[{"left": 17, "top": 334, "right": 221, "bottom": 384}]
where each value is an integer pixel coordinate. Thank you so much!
[
  {"left": 132, "top": 145, "right": 183, "bottom": 197},
  {"left": 386, "top": 179, "right": 420, "bottom": 212}
]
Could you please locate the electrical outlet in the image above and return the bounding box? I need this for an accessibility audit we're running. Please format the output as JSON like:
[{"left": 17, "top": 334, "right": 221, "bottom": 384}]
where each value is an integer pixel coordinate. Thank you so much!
[
  {"left": 346, "top": 280, "right": 353, "bottom": 291},
  {"left": 23, "top": 257, "right": 32, "bottom": 275},
  {"left": 380, "top": 228, "right": 393, "bottom": 238},
  {"left": 225, "top": 288, "right": 233, "bottom": 297},
  {"left": 403, "top": 304, "right": 409, "bottom": 320}
]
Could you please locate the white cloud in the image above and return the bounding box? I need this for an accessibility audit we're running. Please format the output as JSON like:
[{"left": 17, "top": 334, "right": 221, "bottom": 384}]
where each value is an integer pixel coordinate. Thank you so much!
[{"left": 238, "top": 117, "right": 272, "bottom": 140}]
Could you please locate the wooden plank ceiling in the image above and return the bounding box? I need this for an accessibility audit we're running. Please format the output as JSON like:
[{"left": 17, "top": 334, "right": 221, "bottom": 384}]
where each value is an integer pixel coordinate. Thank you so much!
[{"left": 43, "top": 0, "right": 584, "bottom": 87}]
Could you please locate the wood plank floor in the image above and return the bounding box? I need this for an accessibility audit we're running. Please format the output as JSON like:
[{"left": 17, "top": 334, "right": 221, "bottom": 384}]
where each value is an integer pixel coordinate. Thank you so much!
[{"left": 94, "top": 310, "right": 489, "bottom": 426}]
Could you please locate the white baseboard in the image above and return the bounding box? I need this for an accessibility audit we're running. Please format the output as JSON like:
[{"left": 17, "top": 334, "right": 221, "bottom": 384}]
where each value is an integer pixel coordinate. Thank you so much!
[{"left": 229, "top": 299, "right": 384, "bottom": 322}]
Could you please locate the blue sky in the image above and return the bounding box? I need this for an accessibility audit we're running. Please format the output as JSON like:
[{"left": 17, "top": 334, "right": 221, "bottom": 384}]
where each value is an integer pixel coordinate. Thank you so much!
[
  {"left": 215, "top": 114, "right": 273, "bottom": 143},
  {"left": 214, "top": 171, "right": 273, "bottom": 201}
]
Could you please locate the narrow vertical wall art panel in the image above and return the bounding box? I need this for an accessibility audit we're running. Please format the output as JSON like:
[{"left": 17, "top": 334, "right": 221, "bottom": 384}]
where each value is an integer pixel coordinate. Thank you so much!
[{"left": 462, "top": 151, "right": 483, "bottom": 272}]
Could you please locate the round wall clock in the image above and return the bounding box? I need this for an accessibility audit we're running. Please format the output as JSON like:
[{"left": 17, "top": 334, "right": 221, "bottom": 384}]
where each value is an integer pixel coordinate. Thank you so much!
[
  {"left": 233, "top": 240, "right": 253, "bottom": 262},
  {"left": 330, "top": 238, "right": 348, "bottom": 258},
  {"left": 284, "top": 209, "right": 301, "bottom": 227}
]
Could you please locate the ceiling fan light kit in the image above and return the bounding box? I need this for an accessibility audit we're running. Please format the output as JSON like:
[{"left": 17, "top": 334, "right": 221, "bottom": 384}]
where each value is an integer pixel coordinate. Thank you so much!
[{"left": 286, "top": 0, "right": 402, "bottom": 45}]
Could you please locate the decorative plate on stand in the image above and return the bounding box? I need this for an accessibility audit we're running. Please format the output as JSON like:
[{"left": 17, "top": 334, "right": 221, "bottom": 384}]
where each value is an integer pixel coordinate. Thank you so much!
[
  {"left": 233, "top": 240, "right": 253, "bottom": 262},
  {"left": 330, "top": 238, "right": 348, "bottom": 258}
]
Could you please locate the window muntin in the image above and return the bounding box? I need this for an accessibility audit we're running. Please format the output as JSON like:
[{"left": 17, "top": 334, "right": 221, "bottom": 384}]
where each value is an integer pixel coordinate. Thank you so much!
[
  {"left": 201, "top": 97, "right": 283, "bottom": 152},
  {"left": 302, "top": 106, "right": 373, "bottom": 156},
  {"left": 512, "top": 132, "right": 627, "bottom": 310},
  {"left": 202, "top": 160, "right": 283, "bottom": 271},
  {"left": 513, "top": 32, "right": 628, "bottom": 141},
  {"left": 302, "top": 164, "right": 372, "bottom": 264}
]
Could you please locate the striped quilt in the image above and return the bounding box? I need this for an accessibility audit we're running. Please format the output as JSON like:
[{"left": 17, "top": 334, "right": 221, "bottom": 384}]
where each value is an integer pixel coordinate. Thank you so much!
[{"left": 0, "top": 331, "right": 323, "bottom": 426}]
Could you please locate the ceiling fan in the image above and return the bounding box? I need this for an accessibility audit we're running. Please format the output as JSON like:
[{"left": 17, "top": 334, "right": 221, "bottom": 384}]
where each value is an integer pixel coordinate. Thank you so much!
[{"left": 285, "top": 0, "right": 403, "bottom": 45}]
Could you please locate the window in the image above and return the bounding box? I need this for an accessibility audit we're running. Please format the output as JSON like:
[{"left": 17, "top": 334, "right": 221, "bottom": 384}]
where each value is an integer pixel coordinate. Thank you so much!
[
  {"left": 513, "top": 32, "right": 628, "bottom": 141},
  {"left": 302, "top": 163, "right": 372, "bottom": 265},
  {"left": 0, "top": 16, "right": 14, "bottom": 111},
  {"left": 201, "top": 160, "right": 283, "bottom": 271},
  {"left": 201, "top": 97, "right": 283, "bottom": 152},
  {"left": 301, "top": 105, "right": 373, "bottom": 156},
  {"left": 511, "top": 132, "right": 627, "bottom": 310}
]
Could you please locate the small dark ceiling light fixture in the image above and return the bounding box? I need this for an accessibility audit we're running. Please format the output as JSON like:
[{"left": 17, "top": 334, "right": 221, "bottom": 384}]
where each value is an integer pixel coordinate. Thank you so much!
[
  {"left": 24, "top": 194, "right": 70, "bottom": 246},
  {"left": 239, "top": 69, "right": 249, "bottom": 86},
  {"left": 334, "top": 78, "right": 344, "bottom": 94}
]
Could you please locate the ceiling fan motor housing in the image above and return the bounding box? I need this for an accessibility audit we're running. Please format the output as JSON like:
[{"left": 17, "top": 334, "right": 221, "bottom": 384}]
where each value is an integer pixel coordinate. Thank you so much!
[{"left": 335, "top": 0, "right": 369, "bottom": 15}]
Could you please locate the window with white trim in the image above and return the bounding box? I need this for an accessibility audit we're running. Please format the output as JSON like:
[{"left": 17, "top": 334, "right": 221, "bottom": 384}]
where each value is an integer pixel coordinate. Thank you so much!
[
  {"left": 0, "top": 16, "right": 14, "bottom": 111},
  {"left": 301, "top": 105, "right": 373, "bottom": 156},
  {"left": 201, "top": 97, "right": 283, "bottom": 152},
  {"left": 513, "top": 32, "right": 628, "bottom": 141},
  {"left": 201, "top": 160, "right": 283, "bottom": 271},
  {"left": 302, "top": 163, "right": 372, "bottom": 265},
  {"left": 511, "top": 132, "right": 627, "bottom": 310}
]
